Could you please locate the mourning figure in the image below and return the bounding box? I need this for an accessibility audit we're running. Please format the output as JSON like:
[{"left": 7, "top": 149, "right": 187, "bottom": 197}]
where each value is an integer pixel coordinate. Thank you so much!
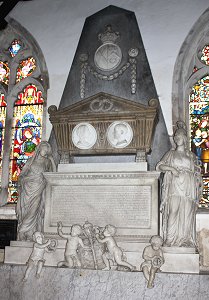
[
  {"left": 16, "top": 141, "right": 56, "bottom": 241},
  {"left": 156, "top": 121, "right": 202, "bottom": 248}
]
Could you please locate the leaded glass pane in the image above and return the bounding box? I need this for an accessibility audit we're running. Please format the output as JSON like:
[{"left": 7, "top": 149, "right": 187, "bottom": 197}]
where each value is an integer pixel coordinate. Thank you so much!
[
  {"left": 8, "top": 39, "right": 21, "bottom": 57},
  {"left": 0, "top": 61, "right": 9, "bottom": 85},
  {"left": 0, "top": 92, "right": 6, "bottom": 179},
  {"left": 201, "top": 45, "right": 209, "bottom": 65},
  {"left": 9, "top": 85, "right": 44, "bottom": 203},
  {"left": 16, "top": 57, "right": 36, "bottom": 83},
  {"left": 190, "top": 75, "right": 209, "bottom": 207}
]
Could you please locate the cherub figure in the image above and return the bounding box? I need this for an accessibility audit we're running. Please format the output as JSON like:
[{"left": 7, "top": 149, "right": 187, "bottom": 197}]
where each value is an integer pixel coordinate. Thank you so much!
[
  {"left": 23, "top": 232, "right": 51, "bottom": 281},
  {"left": 57, "top": 221, "right": 88, "bottom": 268},
  {"left": 140, "top": 235, "right": 164, "bottom": 288},
  {"left": 96, "top": 224, "right": 135, "bottom": 271}
]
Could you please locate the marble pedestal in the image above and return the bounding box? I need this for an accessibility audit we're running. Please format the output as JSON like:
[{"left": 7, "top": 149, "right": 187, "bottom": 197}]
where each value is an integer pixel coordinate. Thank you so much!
[
  {"left": 161, "top": 247, "right": 199, "bottom": 274},
  {"left": 4, "top": 240, "right": 200, "bottom": 273},
  {"left": 4, "top": 240, "right": 146, "bottom": 271}
]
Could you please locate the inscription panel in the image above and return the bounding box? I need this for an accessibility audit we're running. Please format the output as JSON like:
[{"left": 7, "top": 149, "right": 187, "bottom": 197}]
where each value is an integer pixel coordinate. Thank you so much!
[{"left": 51, "top": 185, "right": 151, "bottom": 228}]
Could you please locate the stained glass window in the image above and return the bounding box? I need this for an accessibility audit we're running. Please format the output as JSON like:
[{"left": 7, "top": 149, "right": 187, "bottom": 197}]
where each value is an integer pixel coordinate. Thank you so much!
[
  {"left": 190, "top": 75, "right": 209, "bottom": 207},
  {"left": 8, "top": 39, "right": 21, "bottom": 57},
  {"left": 201, "top": 45, "right": 209, "bottom": 65},
  {"left": 16, "top": 57, "right": 36, "bottom": 83},
  {"left": 9, "top": 84, "right": 44, "bottom": 202},
  {"left": 0, "top": 61, "right": 9, "bottom": 85},
  {"left": 0, "top": 92, "right": 6, "bottom": 171}
]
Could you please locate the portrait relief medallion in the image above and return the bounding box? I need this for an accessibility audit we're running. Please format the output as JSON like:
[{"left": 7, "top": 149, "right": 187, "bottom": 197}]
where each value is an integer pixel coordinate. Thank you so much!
[
  {"left": 107, "top": 121, "right": 133, "bottom": 148},
  {"left": 94, "top": 43, "right": 122, "bottom": 71},
  {"left": 72, "top": 123, "right": 97, "bottom": 150}
]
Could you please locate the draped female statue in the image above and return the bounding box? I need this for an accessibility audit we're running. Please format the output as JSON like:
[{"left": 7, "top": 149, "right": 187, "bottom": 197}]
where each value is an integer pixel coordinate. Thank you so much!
[
  {"left": 156, "top": 121, "right": 202, "bottom": 248},
  {"left": 16, "top": 141, "right": 56, "bottom": 241}
]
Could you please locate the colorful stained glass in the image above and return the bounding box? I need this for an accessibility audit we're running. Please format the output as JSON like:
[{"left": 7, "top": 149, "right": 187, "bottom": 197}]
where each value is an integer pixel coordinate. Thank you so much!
[
  {"left": 201, "top": 45, "right": 209, "bottom": 65},
  {"left": 16, "top": 84, "right": 44, "bottom": 105},
  {"left": 190, "top": 75, "right": 209, "bottom": 207},
  {"left": 16, "top": 57, "right": 36, "bottom": 83},
  {"left": 8, "top": 85, "right": 44, "bottom": 203},
  {"left": 0, "top": 61, "right": 9, "bottom": 85},
  {"left": 0, "top": 92, "right": 6, "bottom": 165},
  {"left": 8, "top": 39, "right": 21, "bottom": 57}
]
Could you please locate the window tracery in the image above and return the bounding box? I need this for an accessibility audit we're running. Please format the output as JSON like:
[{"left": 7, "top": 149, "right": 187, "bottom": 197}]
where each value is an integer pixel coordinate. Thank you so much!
[
  {"left": 172, "top": 9, "right": 209, "bottom": 207},
  {"left": 0, "top": 19, "right": 48, "bottom": 204}
]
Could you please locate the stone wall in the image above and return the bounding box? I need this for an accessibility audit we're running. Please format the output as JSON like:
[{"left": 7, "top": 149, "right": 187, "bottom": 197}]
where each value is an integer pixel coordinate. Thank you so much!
[{"left": 0, "top": 265, "right": 209, "bottom": 300}]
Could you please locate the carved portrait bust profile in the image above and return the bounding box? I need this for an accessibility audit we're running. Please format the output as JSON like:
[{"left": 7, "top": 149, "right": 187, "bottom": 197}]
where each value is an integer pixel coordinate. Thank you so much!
[
  {"left": 72, "top": 122, "right": 97, "bottom": 149},
  {"left": 107, "top": 121, "right": 133, "bottom": 148}
]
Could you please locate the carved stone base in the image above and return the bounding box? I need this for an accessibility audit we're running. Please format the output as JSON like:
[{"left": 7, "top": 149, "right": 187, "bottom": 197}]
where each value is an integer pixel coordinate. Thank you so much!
[
  {"left": 4, "top": 240, "right": 145, "bottom": 271},
  {"left": 4, "top": 241, "right": 200, "bottom": 274},
  {"left": 161, "top": 248, "right": 199, "bottom": 273}
]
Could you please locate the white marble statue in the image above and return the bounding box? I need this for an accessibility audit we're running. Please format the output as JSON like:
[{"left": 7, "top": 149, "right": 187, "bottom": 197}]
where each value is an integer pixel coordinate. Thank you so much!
[
  {"left": 23, "top": 232, "right": 54, "bottom": 281},
  {"left": 57, "top": 221, "right": 89, "bottom": 268},
  {"left": 140, "top": 235, "right": 164, "bottom": 288},
  {"left": 156, "top": 121, "right": 202, "bottom": 248},
  {"left": 95, "top": 224, "right": 135, "bottom": 271},
  {"left": 16, "top": 141, "right": 56, "bottom": 241}
]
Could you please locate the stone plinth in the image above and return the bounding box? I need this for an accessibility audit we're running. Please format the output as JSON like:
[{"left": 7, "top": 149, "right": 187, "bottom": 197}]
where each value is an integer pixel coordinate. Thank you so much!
[
  {"left": 4, "top": 241, "right": 199, "bottom": 273},
  {"left": 4, "top": 240, "right": 145, "bottom": 271},
  {"left": 161, "top": 247, "right": 199, "bottom": 274},
  {"left": 0, "top": 205, "right": 16, "bottom": 220}
]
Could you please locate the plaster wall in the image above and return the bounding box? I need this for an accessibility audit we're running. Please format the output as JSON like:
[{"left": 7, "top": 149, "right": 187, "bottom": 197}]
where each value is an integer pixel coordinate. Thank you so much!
[{"left": 7, "top": 0, "right": 209, "bottom": 138}]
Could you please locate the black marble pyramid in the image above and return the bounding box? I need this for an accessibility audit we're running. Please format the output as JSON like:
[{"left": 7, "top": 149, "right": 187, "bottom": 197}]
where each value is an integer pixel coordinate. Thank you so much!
[{"left": 51, "top": 5, "right": 171, "bottom": 169}]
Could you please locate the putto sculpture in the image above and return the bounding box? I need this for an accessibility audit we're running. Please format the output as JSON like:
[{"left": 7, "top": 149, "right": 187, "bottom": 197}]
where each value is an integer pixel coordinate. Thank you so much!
[
  {"left": 141, "top": 235, "right": 164, "bottom": 288},
  {"left": 23, "top": 232, "right": 56, "bottom": 281},
  {"left": 95, "top": 224, "right": 135, "bottom": 271},
  {"left": 57, "top": 221, "right": 90, "bottom": 268},
  {"left": 156, "top": 121, "right": 202, "bottom": 248},
  {"left": 56, "top": 221, "right": 135, "bottom": 271},
  {"left": 16, "top": 141, "right": 56, "bottom": 241}
]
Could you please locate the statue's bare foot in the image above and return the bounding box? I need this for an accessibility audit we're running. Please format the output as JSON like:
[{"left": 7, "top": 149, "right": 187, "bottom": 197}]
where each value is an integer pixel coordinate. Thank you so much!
[{"left": 147, "top": 283, "right": 154, "bottom": 289}]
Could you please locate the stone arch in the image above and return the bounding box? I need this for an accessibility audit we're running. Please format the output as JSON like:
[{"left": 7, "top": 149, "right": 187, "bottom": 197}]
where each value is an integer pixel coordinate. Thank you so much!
[
  {"left": 0, "top": 18, "right": 49, "bottom": 204},
  {"left": 172, "top": 7, "right": 209, "bottom": 130}
]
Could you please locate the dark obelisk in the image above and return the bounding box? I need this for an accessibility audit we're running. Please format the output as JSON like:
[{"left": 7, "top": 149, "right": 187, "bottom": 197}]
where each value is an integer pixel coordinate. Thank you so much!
[{"left": 52, "top": 5, "right": 171, "bottom": 169}]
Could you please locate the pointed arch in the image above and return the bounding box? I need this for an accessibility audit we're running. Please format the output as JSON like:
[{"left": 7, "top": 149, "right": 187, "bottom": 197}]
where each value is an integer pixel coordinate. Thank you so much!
[
  {"left": 0, "top": 18, "right": 49, "bottom": 204},
  {"left": 172, "top": 7, "right": 209, "bottom": 207}
]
